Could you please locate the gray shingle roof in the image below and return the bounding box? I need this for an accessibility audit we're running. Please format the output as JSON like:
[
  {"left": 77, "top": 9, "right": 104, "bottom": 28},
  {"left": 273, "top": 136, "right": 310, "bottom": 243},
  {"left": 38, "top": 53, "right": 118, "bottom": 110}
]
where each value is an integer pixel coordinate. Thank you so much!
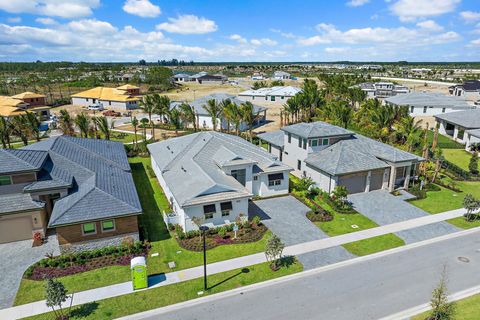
[
  {"left": 467, "top": 129, "right": 480, "bottom": 138},
  {"left": 148, "top": 132, "right": 291, "bottom": 207},
  {"left": 257, "top": 130, "right": 285, "bottom": 148},
  {"left": 434, "top": 109, "right": 480, "bottom": 129},
  {"left": 0, "top": 193, "right": 44, "bottom": 214},
  {"left": 170, "top": 93, "right": 266, "bottom": 116},
  {"left": 385, "top": 92, "right": 474, "bottom": 109},
  {"left": 281, "top": 121, "right": 353, "bottom": 139},
  {"left": 305, "top": 134, "right": 422, "bottom": 175},
  {"left": 0, "top": 149, "right": 48, "bottom": 174},
  {"left": 21, "top": 136, "right": 142, "bottom": 227}
]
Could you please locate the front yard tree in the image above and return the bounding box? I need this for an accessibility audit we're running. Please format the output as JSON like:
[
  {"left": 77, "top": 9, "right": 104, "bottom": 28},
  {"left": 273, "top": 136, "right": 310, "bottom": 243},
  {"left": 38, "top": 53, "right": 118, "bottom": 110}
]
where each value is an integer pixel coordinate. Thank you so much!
[
  {"left": 468, "top": 152, "right": 479, "bottom": 175},
  {"left": 429, "top": 269, "right": 455, "bottom": 320},
  {"left": 332, "top": 185, "right": 348, "bottom": 206},
  {"left": 296, "top": 177, "right": 315, "bottom": 192},
  {"left": 463, "top": 193, "right": 479, "bottom": 222},
  {"left": 431, "top": 148, "right": 443, "bottom": 183},
  {"left": 45, "top": 277, "right": 71, "bottom": 320},
  {"left": 265, "top": 235, "right": 285, "bottom": 270}
]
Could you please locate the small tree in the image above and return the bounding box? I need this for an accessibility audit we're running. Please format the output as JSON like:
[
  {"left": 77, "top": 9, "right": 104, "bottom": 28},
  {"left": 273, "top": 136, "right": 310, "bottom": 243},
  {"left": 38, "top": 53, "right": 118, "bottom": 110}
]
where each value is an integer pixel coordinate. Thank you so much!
[
  {"left": 331, "top": 185, "right": 349, "bottom": 208},
  {"left": 429, "top": 269, "right": 455, "bottom": 320},
  {"left": 463, "top": 193, "right": 479, "bottom": 222},
  {"left": 265, "top": 235, "right": 285, "bottom": 270},
  {"left": 45, "top": 278, "right": 71, "bottom": 320},
  {"left": 468, "top": 152, "right": 479, "bottom": 175},
  {"left": 296, "top": 177, "right": 315, "bottom": 192}
]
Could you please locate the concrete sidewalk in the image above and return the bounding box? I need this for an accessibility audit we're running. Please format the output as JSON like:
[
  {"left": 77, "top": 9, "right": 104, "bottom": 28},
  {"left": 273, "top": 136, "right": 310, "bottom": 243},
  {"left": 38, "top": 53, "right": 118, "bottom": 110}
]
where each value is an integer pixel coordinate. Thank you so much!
[{"left": 0, "top": 207, "right": 471, "bottom": 320}]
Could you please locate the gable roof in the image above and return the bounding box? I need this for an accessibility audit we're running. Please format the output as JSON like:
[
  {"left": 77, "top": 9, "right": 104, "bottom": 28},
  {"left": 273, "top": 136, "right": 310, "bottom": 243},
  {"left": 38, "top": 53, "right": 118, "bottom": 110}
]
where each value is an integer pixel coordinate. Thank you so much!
[
  {"left": 281, "top": 121, "right": 353, "bottom": 139},
  {"left": 11, "top": 92, "right": 45, "bottom": 99},
  {"left": 71, "top": 86, "right": 141, "bottom": 102},
  {"left": 385, "top": 92, "right": 474, "bottom": 109},
  {"left": 22, "top": 136, "right": 142, "bottom": 226},
  {"left": 434, "top": 109, "right": 480, "bottom": 129},
  {"left": 170, "top": 93, "right": 266, "bottom": 116},
  {"left": 0, "top": 149, "right": 48, "bottom": 174},
  {"left": 239, "top": 86, "right": 301, "bottom": 97},
  {"left": 467, "top": 129, "right": 480, "bottom": 139},
  {"left": 148, "top": 132, "right": 291, "bottom": 207},
  {"left": 257, "top": 130, "right": 285, "bottom": 148},
  {"left": 0, "top": 96, "right": 28, "bottom": 116},
  {"left": 0, "top": 193, "right": 45, "bottom": 214}
]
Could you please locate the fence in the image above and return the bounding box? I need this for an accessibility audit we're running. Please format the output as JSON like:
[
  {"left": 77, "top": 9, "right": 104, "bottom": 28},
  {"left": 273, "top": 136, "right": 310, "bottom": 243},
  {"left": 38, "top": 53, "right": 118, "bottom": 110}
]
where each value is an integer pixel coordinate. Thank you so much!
[{"left": 163, "top": 211, "right": 179, "bottom": 227}]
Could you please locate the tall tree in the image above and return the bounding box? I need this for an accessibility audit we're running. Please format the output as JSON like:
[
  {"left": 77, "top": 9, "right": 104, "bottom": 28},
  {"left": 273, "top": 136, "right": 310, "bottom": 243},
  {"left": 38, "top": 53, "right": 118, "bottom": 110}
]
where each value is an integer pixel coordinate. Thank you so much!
[
  {"left": 131, "top": 116, "right": 139, "bottom": 150},
  {"left": 168, "top": 109, "right": 182, "bottom": 136},
  {"left": 203, "top": 99, "right": 222, "bottom": 131},
  {"left": 74, "top": 113, "right": 90, "bottom": 138},
  {"left": 223, "top": 101, "right": 242, "bottom": 135},
  {"left": 0, "top": 117, "right": 11, "bottom": 148},
  {"left": 139, "top": 118, "right": 149, "bottom": 141},
  {"left": 397, "top": 117, "right": 423, "bottom": 152},
  {"left": 58, "top": 109, "right": 75, "bottom": 136},
  {"left": 139, "top": 95, "right": 155, "bottom": 139},
  {"left": 94, "top": 116, "right": 111, "bottom": 140},
  {"left": 153, "top": 94, "right": 170, "bottom": 126},
  {"left": 10, "top": 115, "right": 33, "bottom": 145},
  {"left": 178, "top": 103, "right": 197, "bottom": 132},
  {"left": 25, "top": 112, "right": 41, "bottom": 142},
  {"left": 240, "top": 101, "right": 257, "bottom": 142}
]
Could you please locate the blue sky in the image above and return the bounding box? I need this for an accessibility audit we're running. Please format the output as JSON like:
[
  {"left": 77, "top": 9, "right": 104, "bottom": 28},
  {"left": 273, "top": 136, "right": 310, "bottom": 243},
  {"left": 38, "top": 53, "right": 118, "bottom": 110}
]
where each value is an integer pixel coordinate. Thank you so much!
[{"left": 0, "top": 0, "right": 479, "bottom": 62}]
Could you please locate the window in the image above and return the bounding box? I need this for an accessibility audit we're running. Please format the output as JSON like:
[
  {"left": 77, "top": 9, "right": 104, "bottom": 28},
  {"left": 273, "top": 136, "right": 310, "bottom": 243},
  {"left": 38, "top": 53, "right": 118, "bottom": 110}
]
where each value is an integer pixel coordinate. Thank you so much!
[
  {"left": 410, "top": 106, "right": 414, "bottom": 114},
  {"left": 252, "top": 96, "right": 255, "bottom": 100},
  {"left": 0, "top": 175, "right": 12, "bottom": 186},
  {"left": 220, "top": 202, "right": 232, "bottom": 217},
  {"left": 268, "top": 173, "right": 283, "bottom": 186},
  {"left": 303, "top": 139, "right": 307, "bottom": 149},
  {"left": 281, "top": 96, "right": 284, "bottom": 99},
  {"left": 253, "top": 176, "right": 258, "bottom": 181},
  {"left": 231, "top": 169, "right": 246, "bottom": 186},
  {"left": 298, "top": 137, "right": 302, "bottom": 147},
  {"left": 109, "top": 101, "right": 112, "bottom": 106},
  {"left": 310, "top": 139, "right": 318, "bottom": 147},
  {"left": 442, "top": 108, "right": 446, "bottom": 113},
  {"left": 101, "top": 220, "right": 115, "bottom": 232},
  {"left": 322, "top": 138, "right": 329, "bottom": 146},
  {"left": 271, "top": 96, "right": 275, "bottom": 101},
  {"left": 82, "top": 223, "right": 96, "bottom": 235},
  {"left": 297, "top": 160, "right": 301, "bottom": 170},
  {"left": 203, "top": 204, "right": 216, "bottom": 219},
  {"left": 288, "top": 133, "right": 291, "bottom": 143},
  {"left": 423, "top": 106, "right": 427, "bottom": 113}
]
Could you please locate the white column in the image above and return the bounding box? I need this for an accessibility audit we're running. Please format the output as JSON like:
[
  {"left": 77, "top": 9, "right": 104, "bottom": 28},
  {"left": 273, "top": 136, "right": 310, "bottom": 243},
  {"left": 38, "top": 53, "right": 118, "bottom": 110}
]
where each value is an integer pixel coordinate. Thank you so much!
[
  {"left": 389, "top": 166, "right": 396, "bottom": 192},
  {"left": 365, "top": 171, "right": 371, "bottom": 192},
  {"left": 404, "top": 165, "right": 412, "bottom": 189}
]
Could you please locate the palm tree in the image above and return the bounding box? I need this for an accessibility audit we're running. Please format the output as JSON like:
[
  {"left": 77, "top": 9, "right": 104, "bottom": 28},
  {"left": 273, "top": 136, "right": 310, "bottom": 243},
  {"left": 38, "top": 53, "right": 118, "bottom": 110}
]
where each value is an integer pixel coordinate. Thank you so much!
[
  {"left": 203, "top": 99, "right": 222, "bottom": 131},
  {"left": 168, "top": 109, "right": 182, "bottom": 136},
  {"left": 301, "top": 79, "right": 322, "bottom": 121},
  {"left": 58, "top": 109, "right": 75, "bottom": 136},
  {"left": 178, "top": 103, "right": 197, "bottom": 132},
  {"left": 131, "top": 116, "right": 139, "bottom": 149},
  {"left": 240, "top": 101, "right": 257, "bottom": 142},
  {"left": 431, "top": 148, "right": 443, "bottom": 183},
  {"left": 139, "top": 95, "right": 155, "bottom": 139},
  {"left": 333, "top": 101, "right": 353, "bottom": 129},
  {"left": 10, "top": 115, "right": 32, "bottom": 146},
  {"left": 25, "top": 112, "right": 41, "bottom": 142},
  {"left": 223, "top": 102, "right": 242, "bottom": 135},
  {"left": 370, "top": 105, "right": 396, "bottom": 141},
  {"left": 139, "top": 118, "right": 149, "bottom": 141},
  {"left": 283, "top": 95, "right": 301, "bottom": 124},
  {"left": 0, "top": 117, "right": 12, "bottom": 148},
  {"left": 397, "top": 117, "right": 423, "bottom": 152},
  {"left": 153, "top": 95, "right": 170, "bottom": 126},
  {"left": 94, "top": 116, "right": 111, "bottom": 140},
  {"left": 220, "top": 99, "right": 232, "bottom": 132},
  {"left": 74, "top": 113, "right": 90, "bottom": 138}
]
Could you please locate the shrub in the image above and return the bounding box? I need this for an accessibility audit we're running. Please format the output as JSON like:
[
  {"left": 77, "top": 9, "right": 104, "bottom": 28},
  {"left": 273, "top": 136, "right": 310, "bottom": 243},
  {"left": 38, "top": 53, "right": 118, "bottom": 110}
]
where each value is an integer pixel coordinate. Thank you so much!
[
  {"left": 176, "top": 227, "right": 186, "bottom": 240},
  {"left": 168, "top": 223, "right": 175, "bottom": 231},
  {"left": 218, "top": 227, "right": 227, "bottom": 238},
  {"left": 146, "top": 165, "right": 157, "bottom": 178},
  {"left": 469, "top": 152, "right": 479, "bottom": 175},
  {"left": 252, "top": 215, "right": 261, "bottom": 226},
  {"left": 295, "top": 177, "right": 315, "bottom": 192}
]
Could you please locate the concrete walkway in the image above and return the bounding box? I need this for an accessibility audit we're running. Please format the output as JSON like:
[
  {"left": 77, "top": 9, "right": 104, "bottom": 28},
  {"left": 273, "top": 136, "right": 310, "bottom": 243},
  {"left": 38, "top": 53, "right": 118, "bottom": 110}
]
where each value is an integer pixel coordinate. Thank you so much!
[{"left": 0, "top": 207, "right": 471, "bottom": 320}]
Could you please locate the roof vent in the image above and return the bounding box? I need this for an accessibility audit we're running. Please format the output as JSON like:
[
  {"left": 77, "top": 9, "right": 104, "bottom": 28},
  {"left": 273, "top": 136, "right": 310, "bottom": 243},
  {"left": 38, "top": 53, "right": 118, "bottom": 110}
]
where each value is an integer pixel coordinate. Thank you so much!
[
  {"left": 167, "top": 146, "right": 170, "bottom": 150},
  {"left": 181, "top": 166, "right": 186, "bottom": 172}
]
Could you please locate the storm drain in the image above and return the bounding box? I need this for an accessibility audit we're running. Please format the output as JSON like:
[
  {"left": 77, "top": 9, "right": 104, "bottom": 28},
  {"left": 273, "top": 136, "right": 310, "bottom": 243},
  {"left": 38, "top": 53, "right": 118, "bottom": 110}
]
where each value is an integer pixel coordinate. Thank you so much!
[{"left": 458, "top": 256, "right": 470, "bottom": 263}]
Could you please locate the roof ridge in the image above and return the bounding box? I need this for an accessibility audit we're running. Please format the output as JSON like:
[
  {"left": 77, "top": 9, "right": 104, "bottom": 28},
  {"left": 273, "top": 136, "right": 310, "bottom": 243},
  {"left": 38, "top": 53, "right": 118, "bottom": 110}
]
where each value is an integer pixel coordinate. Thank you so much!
[
  {"left": 49, "top": 181, "right": 96, "bottom": 226},
  {"left": 4, "top": 149, "right": 45, "bottom": 169},
  {"left": 163, "top": 132, "right": 210, "bottom": 172}
]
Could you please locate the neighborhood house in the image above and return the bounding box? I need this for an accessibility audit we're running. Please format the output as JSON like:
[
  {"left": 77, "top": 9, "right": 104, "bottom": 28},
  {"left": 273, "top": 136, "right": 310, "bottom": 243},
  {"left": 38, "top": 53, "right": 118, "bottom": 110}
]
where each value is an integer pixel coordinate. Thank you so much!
[
  {"left": 71, "top": 84, "right": 142, "bottom": 110},
  {"left": 258, "top": 121, "right": 424, "bottom": 194},
  {"left": 449, "top": 80, "right": 480, "bottom": 101},
  {"left": 435, "top": 109, "right": 480, "bottom": 150},
  {"left": 0, "top": 137, "right": 142, "bottom": 251},
  {"left": 0, "top": 92, "right": 51, "bottom": 119},
  {"left": 148, "top": 131, "right": 292, "bottom": 232},
  {"left": 238, "top": 86, "right": 302, "bottom": 104},
  {"left": 353, "top": 82, "right": 409, "bottom": 99}
]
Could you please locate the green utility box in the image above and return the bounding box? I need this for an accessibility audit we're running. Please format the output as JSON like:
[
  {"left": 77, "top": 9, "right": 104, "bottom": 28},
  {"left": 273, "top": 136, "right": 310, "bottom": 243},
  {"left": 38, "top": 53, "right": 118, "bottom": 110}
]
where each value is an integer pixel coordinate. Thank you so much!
[{"left": 131, "top": 256, "right": 148, "bottom": 290}]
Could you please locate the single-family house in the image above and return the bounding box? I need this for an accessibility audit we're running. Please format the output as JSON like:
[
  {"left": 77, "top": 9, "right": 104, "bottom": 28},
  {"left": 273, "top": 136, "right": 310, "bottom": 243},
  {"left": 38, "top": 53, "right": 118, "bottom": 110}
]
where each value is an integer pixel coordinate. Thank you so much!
[
  {"left": 170, "top": 93, "right": 267, "bottom": 131},
  {"left": 238, "top": 86, "right": 302, "bottom": 104},
  {"left": 435, "top": 109, "right": 480, "bottom": 150},
  {"left": 0, "top": 136, "right": 142, "bottom": 251},
  {"left": 385, "top": 92, "right": 475, "bottom": 117},
  {"left": 172, "top": 73, "right": 194, "bottom": 82},
  {"left": 449, "top": 80, "right": 480, "bottom": 101},
  {"left": 0, "top": 92, "right": 50, "bottom": 120},
  {"left": 71, "top": 85, "right": 142, "bottom": 110},
  {"left": 258, "top": 121, "right": 423, "bottom": 194},
  {"left": 272, "top": 71, "right": 291, "bottom": 80},
  {"left": 148, "top": 131, "right": 292, "bottom": 232},
  {"left": 353, "top": 82, "right": 409, "bottom": 99}
]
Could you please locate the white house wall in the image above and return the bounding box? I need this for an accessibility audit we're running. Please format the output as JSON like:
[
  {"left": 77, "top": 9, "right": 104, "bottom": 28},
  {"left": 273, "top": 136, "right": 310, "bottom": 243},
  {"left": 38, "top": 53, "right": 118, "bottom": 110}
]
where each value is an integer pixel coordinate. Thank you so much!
[
  {"left": 257, "top": 171, "right": 289, "bottom": 197},
  {"left": 409, "top": 106, "right": 472, "bottom": 117},
  {"left": 466, "top": 134, "right": 480, "bottom": 151}
]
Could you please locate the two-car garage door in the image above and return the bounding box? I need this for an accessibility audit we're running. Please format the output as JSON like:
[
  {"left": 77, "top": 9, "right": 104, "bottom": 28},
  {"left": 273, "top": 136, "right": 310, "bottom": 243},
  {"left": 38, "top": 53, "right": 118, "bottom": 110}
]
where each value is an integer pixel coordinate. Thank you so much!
[
  {"left": 338, "top": 169, "right": 386, "bottom": 194},
  {"left": 0, "top": 216, "right": 32, "bottom": 244}
]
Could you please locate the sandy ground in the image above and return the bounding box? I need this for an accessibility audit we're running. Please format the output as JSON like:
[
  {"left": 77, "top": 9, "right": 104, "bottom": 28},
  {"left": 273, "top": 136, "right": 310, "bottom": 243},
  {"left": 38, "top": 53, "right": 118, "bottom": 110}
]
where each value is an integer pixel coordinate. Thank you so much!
[
  {"left": 163, "top": 82, "right": 243, "bottom": 102},
  {"left": 115, "top": 123, "right": 188, "bottom": 140}
]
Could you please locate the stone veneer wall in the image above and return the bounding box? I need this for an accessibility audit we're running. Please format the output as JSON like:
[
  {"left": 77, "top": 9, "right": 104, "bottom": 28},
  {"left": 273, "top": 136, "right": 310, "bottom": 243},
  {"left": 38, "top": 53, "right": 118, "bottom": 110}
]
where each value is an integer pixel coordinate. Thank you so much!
[{"left": 59, "top": 232, "right": 140, "bottom": 253}]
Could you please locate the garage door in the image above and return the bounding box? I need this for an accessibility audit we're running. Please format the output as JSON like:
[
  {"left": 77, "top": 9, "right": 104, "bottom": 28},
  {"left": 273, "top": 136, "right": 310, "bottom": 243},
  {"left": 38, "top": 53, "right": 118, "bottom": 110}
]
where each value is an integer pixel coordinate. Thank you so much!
[
  {"left": 338, "top": 173, "right": 367, "bottom": 194},
  {"left": 370, "top": 170, "right": 384, "bottom": 191},
  {"left": 0, "top": 216, "right": 32, "bottom": 244}
]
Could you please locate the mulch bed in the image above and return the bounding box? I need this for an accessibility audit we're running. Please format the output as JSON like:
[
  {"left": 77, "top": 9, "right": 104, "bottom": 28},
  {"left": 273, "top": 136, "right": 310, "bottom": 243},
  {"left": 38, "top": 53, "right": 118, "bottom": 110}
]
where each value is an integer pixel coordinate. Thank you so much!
[{"left": 176, "top": 225, "right": 267, "bottom": 252}]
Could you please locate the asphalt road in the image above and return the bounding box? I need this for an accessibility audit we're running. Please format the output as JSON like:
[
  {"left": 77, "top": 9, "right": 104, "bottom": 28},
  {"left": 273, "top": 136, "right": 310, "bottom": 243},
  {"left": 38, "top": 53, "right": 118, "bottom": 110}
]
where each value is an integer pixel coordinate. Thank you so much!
[{"left": 137, "top": 230, "right": 480, "bottom": 320}]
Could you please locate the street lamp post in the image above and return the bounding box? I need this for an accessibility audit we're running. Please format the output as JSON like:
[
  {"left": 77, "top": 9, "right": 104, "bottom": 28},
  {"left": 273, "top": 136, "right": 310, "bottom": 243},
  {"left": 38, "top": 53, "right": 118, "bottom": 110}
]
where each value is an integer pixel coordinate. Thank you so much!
[{"left": 199, "top": 225, "right": 209, "bottom": 291}]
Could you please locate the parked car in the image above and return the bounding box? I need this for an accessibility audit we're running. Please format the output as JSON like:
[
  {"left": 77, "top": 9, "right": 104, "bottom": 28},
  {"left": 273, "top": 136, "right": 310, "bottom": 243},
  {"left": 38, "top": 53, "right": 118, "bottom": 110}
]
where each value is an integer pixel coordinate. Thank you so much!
[
  {"left": 103, "top": 110, "right": 121, "bottom": 117},
  {"left": 87, "top": 103, "right": 104, "bottom": 111}
]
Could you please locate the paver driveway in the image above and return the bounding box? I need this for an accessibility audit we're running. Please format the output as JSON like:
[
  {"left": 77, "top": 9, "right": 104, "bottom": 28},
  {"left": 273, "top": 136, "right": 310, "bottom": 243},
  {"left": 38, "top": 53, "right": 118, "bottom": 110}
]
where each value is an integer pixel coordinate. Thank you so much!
[
  {"left": 249, "top": 196, "right": 354, "bottom": 270},
  {"left": 348, "top": 190, "right": 460, "bottom": 244},
  {"left": 0, "top": 233, "right": 60, "bottom": 308}
]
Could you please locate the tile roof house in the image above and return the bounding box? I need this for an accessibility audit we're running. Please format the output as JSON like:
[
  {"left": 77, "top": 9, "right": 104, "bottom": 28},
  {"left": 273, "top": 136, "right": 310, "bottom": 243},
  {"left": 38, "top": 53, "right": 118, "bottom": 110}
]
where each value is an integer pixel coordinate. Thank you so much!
[
  {"left": 449, "top": 80, "right": 480, "bottom": 101},
  {"left": 259, "top": 121, "right": 423, "bottom": 194},
  {"left": 148, "top": 131, "right": 292, "bottom": 232},
  {"left": 0, "top": 136, "right": 142, "bottom": 251},
  {"left": 238, "top": 86, "right": 301, "bottom": 104},
  {"left": 435, "top": 109, "right": 480, "bottom": 150},
  {"left": 385, "top": 92, "right": 475, "bottom": 117},
  {"left": 71, "top": 84, "right": 141, "bottom": 110},
  {"left": 0, "top": 92, "right": 50, "bottom": 119},
  {"left": 353, "top": 82, "right": 409, "bottom": 99},
  {"left": 170, "top": 93, "right": 267, "bottom": 131}
]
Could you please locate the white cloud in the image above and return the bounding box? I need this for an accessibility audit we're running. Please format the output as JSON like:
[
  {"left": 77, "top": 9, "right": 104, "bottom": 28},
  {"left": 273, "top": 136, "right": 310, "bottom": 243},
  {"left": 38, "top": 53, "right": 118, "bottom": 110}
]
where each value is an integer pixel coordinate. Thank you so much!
[
  {"left": 0, "top": 0, "right": 100, "bottom": 19},
  {"left": 468, "top": 39, "right": 480, "bottom": 46},
  {"left": 229, "top": 34, "right": 247, "bottom": 43},
  {"left": 36, "top": 17, "right": 57, "bottom": 25},
  {"left": 325, "top": 47, "right": 350, "bottom": 53},
  {"left": 390, "top": 0, "right": 460, "bottom": 22},
  {"left": 156, "top": 15, "right": 217, "bottom": 34},
  {"left": 460, "top": 11, "right": 480, "bottom": 23},
  {"left": 68, "top": 19, "right": 118, "bottom": 34},
  {"left": 122, "top": 0, "right": 161, "bottom": 18},
  {"left": 346, "top": 0, "right": 369, "bottom": 7},
  {"left": 6, "top": 17, "right": 21, "bottom": 23},
  {"left": 251, "top": 38, "right": 277, "bottom": 46},
  {"left": 416, "top": 20, "right": 443, "bottom": 32}
]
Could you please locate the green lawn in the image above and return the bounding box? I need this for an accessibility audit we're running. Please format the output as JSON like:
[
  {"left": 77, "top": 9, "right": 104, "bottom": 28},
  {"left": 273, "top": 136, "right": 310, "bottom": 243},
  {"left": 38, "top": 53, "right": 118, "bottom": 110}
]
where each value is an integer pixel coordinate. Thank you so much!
[
  {"left": 443, "top": 149, "right": 473, "bottom": 171},
  {"left": 104, "top": 131, "right": 141, "bottom": 144},
  {"left": 412, "top": 293, "right": 480, "bottom": 320},
  {"left": 311, "top": 195, "right": 405, "bottom": 256},
  {"left": 426, "top": 130, "right": 464, "bottom": 149},
  {"left": 22, "top": 261, "right": 302, "bottom": 320},
  {"left": 15, "top": 157, "right": 273, "bottom": 305}
]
